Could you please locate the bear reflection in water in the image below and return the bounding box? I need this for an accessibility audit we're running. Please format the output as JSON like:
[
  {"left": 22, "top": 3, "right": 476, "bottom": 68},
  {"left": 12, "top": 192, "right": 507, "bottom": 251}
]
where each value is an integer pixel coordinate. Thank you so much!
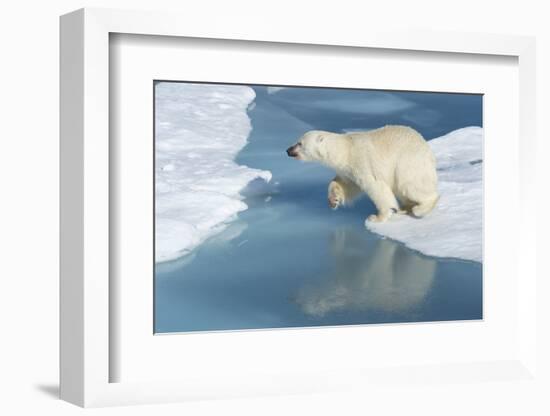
[{"left": 294, "top": 229, "right": 436, "bottom": 317}]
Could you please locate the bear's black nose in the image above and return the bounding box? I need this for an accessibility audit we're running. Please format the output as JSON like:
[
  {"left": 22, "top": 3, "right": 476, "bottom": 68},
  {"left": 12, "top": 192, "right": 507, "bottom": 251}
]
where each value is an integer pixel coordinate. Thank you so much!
[{"left": 286, "top": 146, "right": 297, "bottom": 157}]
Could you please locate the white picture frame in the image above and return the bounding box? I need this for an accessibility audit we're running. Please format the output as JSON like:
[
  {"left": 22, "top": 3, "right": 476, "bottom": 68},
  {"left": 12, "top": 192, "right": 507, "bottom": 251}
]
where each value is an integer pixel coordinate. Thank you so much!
[{"left": 60, "top": 7, "right": 538, "bottom": 408}]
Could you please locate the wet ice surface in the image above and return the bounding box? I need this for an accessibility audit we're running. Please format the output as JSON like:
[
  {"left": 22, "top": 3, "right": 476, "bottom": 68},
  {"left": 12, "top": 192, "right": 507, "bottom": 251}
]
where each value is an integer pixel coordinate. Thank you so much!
[{"left": 155, "top": 86, "right": 483, "bottom": 333}]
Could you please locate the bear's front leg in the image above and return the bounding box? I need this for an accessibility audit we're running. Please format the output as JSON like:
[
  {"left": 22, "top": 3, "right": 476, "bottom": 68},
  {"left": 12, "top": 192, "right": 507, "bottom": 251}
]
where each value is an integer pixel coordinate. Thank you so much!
[
  {"left": 363, "top": 180, "right": 399, "bottom": 223},
  {"left": 367, "top": 212, "right": 393, "bottom": 223},
  {"left": 328, "top": 176, "right": 363, "bottom": 210},
  {"left": 328, "top": 180, "right": 345, "bottom": 210}
]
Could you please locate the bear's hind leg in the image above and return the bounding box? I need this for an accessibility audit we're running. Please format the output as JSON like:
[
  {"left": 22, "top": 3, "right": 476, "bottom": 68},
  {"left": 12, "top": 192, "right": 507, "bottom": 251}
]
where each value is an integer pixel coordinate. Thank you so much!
[
  {"left": 396, "top": 198, "right": 414, "bottom": 215},
  {"left": 398, "top": 180, "right": 439, "bottom": 217},
  {"left": 411, "top": 194, "right": 439, "bottom": 217},
  {"left": 328, "top": 176, "right": 362, "bottom": 209}
]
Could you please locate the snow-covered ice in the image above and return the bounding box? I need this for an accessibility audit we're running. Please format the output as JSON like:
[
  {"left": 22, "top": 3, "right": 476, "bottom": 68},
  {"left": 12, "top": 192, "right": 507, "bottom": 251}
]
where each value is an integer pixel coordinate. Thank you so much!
[
  {"left": 366, "top": 127, "right": 483, "bottom": 262},
  {"left": 155, "top": 82, "right": 271, "bottom": 263}
]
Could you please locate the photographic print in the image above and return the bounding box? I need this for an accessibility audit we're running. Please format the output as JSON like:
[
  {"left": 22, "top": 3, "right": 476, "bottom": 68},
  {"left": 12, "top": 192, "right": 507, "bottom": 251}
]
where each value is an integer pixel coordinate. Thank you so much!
[{"left": 154, "top": 81, "right": 483, "bottom": 333}]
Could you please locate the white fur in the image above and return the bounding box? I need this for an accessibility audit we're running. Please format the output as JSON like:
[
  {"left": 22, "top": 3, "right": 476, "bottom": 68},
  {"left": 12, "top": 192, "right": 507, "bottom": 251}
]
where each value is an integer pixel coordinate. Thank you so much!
[{"left": 290, "top": 125, "right": 439, "bottom": 223}]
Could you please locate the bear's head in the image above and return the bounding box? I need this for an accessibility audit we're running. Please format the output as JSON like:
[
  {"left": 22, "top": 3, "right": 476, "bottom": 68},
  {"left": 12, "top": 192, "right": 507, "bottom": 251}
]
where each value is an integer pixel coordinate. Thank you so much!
[{"left": 286, "top": 130, "right": 329, "bottom": 162}]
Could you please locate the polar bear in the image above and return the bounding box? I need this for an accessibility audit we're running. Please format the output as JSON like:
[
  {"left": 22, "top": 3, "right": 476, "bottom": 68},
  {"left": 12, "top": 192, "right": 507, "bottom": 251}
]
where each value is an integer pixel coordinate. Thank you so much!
[{"left": 286, "top": 125, "right": 439, "bottom": 223}]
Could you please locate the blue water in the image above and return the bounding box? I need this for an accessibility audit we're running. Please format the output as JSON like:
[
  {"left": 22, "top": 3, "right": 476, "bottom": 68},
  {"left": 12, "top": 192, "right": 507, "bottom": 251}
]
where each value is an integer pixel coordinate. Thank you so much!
[{"left": 154, "top": 85, "right": 483, "bottom": 333}]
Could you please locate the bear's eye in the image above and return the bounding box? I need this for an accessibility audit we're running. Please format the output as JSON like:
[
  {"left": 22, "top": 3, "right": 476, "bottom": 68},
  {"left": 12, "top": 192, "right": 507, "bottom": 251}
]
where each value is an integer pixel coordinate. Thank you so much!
[{"left": 297, "top": 142, "right": 303, "bottom": 147}]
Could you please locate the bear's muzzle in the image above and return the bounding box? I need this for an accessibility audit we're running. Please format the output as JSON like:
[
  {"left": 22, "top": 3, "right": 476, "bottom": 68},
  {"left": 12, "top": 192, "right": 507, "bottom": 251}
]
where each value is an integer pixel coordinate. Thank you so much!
[{"left": 286, "top": 145, "right": 299, "bottom": 158}]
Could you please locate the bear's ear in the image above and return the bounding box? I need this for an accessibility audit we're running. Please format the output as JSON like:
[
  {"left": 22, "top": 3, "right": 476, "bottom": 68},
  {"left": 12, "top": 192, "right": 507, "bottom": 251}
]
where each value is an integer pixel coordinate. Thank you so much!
[{"left": 317, "top": 134, "right": 325, "bottom": 143}]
